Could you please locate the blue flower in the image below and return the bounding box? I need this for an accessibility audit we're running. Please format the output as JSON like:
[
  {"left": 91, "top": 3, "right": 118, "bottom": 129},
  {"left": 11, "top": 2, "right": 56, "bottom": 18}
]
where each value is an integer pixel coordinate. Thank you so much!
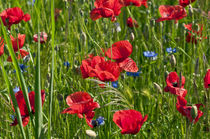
[
  {"left": 166, "top": 47, "right": 176, "bottom": 54},
  {"left": 143, "top": 51, "right": 158, "bottom": 60},
  {"left": 27, "top": 0, "right": 35, "bottom": 6},
  {"left": 91, "top": 116, "right": 105, "bottom": 127},
  {"left": 126, "top": 70, "right": 142, "bottom": 77},
  {"left": 13, "top": 64, "right": 28, "bottom": 73},
  {"left": 13, "top": 86, "right": 20, "bottom": 94},
  {"left": 10, "top": 115, "right": 15, "bottom": 120},
  {"left": 111, "top": 81, "right": 118, "bottom": 88},
  {"left": 64, "top": 61, "right": 70, "bottom": 67}
]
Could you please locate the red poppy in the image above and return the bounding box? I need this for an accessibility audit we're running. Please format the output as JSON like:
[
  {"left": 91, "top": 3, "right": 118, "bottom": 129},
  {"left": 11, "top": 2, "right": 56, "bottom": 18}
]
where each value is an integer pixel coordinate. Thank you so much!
[
  {"left": 7, "top": 49, "right": 29, "bottom": 62},
  {"left": 90, "top": 0, "right": 123, "bottom": 21},
  {"left": 55, "top": 8, "right": 62, "bottom": 21},
  {"left": 204, "top": 69, "right": 210, "bottom": 88},
  {"left": 164, "top": 72, "right": 187, "bottom": 97},
  {"left": 184, "top": 24, "right": 207, "bottom": 44},
  {"left": 80, "top": 56, "right": 121, "bottom": 81},
  {"left": 127, "top": 17, "right": 139, "bottom": 28},
  {"left": 10, "top": 90, "right": 45, "bottom": 127},
  {"left": 156, "top": 5, "right": 187, "bottom": 23},
  {"left": 0, "top": 7, "right": 30, "bottom": 30},
  {"left": 61, "top": 92, "right": 100, "bottom": 128},
  {"left": 176, "top": 96, "right": 203, "bottom": 124},
  {"left": 10, "top": 34, "right": 25, "bottom": 52},
  {"left": 120, "top": 0, "right": 148, "bottom": 8},
  {"left": 113, "top": 109, "right": 148, "bottom": 134},
  {"left": 179, "top": 0, "right": 196, "bottom": 7},
  {"left": 33, "top": 32, "right": 48, "bottom": 44},
  {"left": 0, "top": 37, "right": 4, "bottom": 56},
  {"left": 105, "top": 40, "right": 138, "bottom": 72}
]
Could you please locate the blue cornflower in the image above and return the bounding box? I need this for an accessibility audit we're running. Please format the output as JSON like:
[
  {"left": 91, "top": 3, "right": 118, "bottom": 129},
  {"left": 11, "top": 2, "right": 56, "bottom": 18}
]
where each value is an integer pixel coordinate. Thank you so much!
[
  {"left": 91, "top": 116, "right": 105, "bottom": 127},
  {"left": 166, "top": 47, "right": 176, "bottom": 54},
  {"left": 13, "top": 86, "right": 20, "bottom": 94},
  {"left": 143, "top": 51, "right": 158, "bottom": 60},
  {"left": 27, "top": 0, "right": 35, "bottom": 6},
  {"left": 64, "top": 61, "right": 70, "bottom": 67},
  {"left": 13, "top": 64, "right": 28, "bottom": 73},
  {"left": 111, "top": 81, "right": 118, "bottom": 88},
  {"left": 126, "top": 70, "right": 142, "bottom": 77},
  {"left": 10, "top": 115, "right": 15, "bottom": 120}
]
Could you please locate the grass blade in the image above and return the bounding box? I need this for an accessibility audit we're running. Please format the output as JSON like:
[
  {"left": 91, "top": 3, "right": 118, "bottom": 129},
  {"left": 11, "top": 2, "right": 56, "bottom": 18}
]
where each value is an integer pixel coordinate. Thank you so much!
[{"left": 48, "top": 0, "right": 55, "bottom": 138}]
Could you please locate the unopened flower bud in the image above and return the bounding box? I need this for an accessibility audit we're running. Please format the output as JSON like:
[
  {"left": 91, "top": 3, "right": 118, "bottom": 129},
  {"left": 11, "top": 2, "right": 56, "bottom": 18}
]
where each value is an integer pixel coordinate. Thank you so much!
[
  {"left": 191, "top": 105, "right": 198, "bottom": 120},
  {"left": 130, "top": 32, "right": 135, "bottom": 41},
  {"left": 86, "top": 130, "right": 97, "bottom": 138},
  {"left": 189, "top": 5, "right": 193, "bottom": 17},
  {"left": 153, "top": 82, "right": 162, "bottom": 94},
  {"left": 170, "top": 54, "right": 176, "bottom": 67}
]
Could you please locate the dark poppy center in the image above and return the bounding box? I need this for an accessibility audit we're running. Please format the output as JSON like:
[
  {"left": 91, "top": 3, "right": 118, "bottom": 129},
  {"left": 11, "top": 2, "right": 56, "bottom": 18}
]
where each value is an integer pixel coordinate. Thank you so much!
[
  {"left": 208, "top": 84, "right": 210, "bottom": 87},
  {"left": 172, "top": 82, "right": 178, "bottom": 87}
]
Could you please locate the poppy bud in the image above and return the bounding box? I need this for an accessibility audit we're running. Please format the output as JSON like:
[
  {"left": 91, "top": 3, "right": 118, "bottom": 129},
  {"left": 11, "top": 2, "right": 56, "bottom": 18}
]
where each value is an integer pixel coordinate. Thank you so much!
[
  {"left": 153, "top": 82, "right": 162, "bottom": 94},
  {"left": 80, "top": 31, "right": 87, "bottom": 46},
  {"left": 188, "top": 5, "right": 193, "bottom": 17},
  {"left": 170, "top": 54, "right": 176, "bottom": 67},
  {"left": 194, "top": 58, "right": 199, "bottom": 75},
  {"left": 190, "top": 105, "right": 198, "bottom": 120},
  {"left": 203, "top": 53, "right": 207, "bottom": 65},
  {"left": 165, "top": 71, "right": 169, "bottom": 80},
  {"left": 85, "top": 130, "right": 97, "bottom": 138},
  {"left": 130, "top": 32, "right": 135, "bottom": 41}
]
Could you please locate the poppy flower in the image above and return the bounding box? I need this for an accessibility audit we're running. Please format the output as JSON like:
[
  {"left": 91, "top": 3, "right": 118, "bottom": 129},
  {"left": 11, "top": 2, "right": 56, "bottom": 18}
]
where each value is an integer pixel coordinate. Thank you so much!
[
  {"left": 113, "top": 109, "right": 148, "bottom": 134},
  {"left": 10, "top": 34, "right": 26, "bottom": 52},
  {"left": 127, "top": 17, "right": 139, "bottom": 28},
  {"left": 10, "top": 90, "right": 45, "bottom": 127},
  {"left": 164, "top": 72, "right": 187, "bottom": 97},
  {"left": 90, "top": 0, "right": 123, "bottom": 21},
  {"left": 80, "top": 56, "right": 121, "bottom": 81},
  {"left": 54, "top": 8, "right": 62, "bottom": 21},
  {"left": 33, "top": 32, "right": 48, "bottom": 44},
  {"left": 204, "top": 69, "right": 210, "bottom": 88},
  {"left": 0, "top": 7, "right": 31, "bottom": 30},
  {"left": 61, "top": 92, "right": 100, "bottom": 128},
  {"left": 179, "top": 0, "right": 196, "bottom": 7},
  {"left": 105, "top": 40, "right": 138, "bottom": 72},
  {"left": 184, "top": 24, "right": 207, "bottom": 44},
  {"left": 176, "top": 96, "right": 203, "bottom": 124},
  {"left": 7, "top": 49, "right": 29, "bottom": 62},
  {"left": 156, "top": 5, "right": 187, "bottom": 23},
  {"left": 120, "top": 0, "right": 148, "bottom": 8},
  {"left": 0, "top": 37, "right": 4, "bottom": 56}
]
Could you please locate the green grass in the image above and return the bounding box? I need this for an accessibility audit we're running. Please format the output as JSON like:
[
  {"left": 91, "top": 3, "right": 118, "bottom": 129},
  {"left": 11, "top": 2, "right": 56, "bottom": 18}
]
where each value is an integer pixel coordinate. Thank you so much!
[{"left": 0, "top": 0, "right": 209, "bottom": 138}]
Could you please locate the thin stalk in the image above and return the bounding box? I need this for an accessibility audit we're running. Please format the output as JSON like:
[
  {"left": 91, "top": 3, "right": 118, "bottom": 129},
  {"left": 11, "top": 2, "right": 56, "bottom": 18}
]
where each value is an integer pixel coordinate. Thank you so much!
[{"left": 48, "top": 0, "right": 55, "bottom": 138}]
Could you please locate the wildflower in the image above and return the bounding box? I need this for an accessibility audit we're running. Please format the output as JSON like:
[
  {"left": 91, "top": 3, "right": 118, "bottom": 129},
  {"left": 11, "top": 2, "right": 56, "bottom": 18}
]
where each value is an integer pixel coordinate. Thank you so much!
[
  {"left": 184, "top": 24, "right": 207, "bottom": 44},
  {"left": 204, "top": 69, "right": 210, "bottom": 88},
  {"left": 27, "top": 0, "right": 36, "bottom": 6},
  {"left": 156, "top": 5, "right": 187, "bottom": 23},
  {"left": 166, "top": 47, "right": 176, "bottom": 54},
  {"left": 13, "top": 64, "right": 28, "bottom": 73},
  {"left": 0, "top": 37, "right": 4, "bottom": 56},
  {"left": 33, "top": 32, "right": 48, "bottom": 44},
  {"left": 105, "top": 40, "right": 138, "bottom": 72},
  {"left": 0, "top": 7, "right": 30, "bottom": 30},
  {"left": 176, "top": 96, "right": 203, "bottom": 124},
  {"left": 114, "top": 22, "right": 121, "bottom": 32},
  {"left": 179, "top": 0, "right": 196, "bottom": 7},
  {"left": 143, "top": 51, "right": 158, "bottom": 60},
  {"left": 127, "top": 17, "right": 139, "bottom": 28},
  {"left": 10, "top": 34, "right": 26, "bottom": 52},
  {"left": 80, "top": 56, "right": 121, "bottom": 82},
  {"left": 121, "top": 0, "right": 148, "bottom": 7},
  {"left": 91, "top": 116, "right": 105, "bottom": 127},
  {"left": 61, "top": 92, "right": 100, "bottom": 128},
  {"left": 7, "top": 49, "right": 29, "bottom": 62},
  {"left": 113, "top": 109, "right": 148, "bottom": 134},
  {"left": 164, "top": 72, "right": 187, "bottom": 97},
  {"left": 90, "top": 0, "right": 123, "bottom": 21},
  {"left": 10, "top": 90, "right": 45, "bottom": 127},
  {"left": 13, "top": 86, "right": 20, "bottom": 94},
  {"left": 111, "top": 81, "right": 118, "bottom": 88},
  {"left": 63, "top": 61, "right": 70, "bottom": 67}
]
